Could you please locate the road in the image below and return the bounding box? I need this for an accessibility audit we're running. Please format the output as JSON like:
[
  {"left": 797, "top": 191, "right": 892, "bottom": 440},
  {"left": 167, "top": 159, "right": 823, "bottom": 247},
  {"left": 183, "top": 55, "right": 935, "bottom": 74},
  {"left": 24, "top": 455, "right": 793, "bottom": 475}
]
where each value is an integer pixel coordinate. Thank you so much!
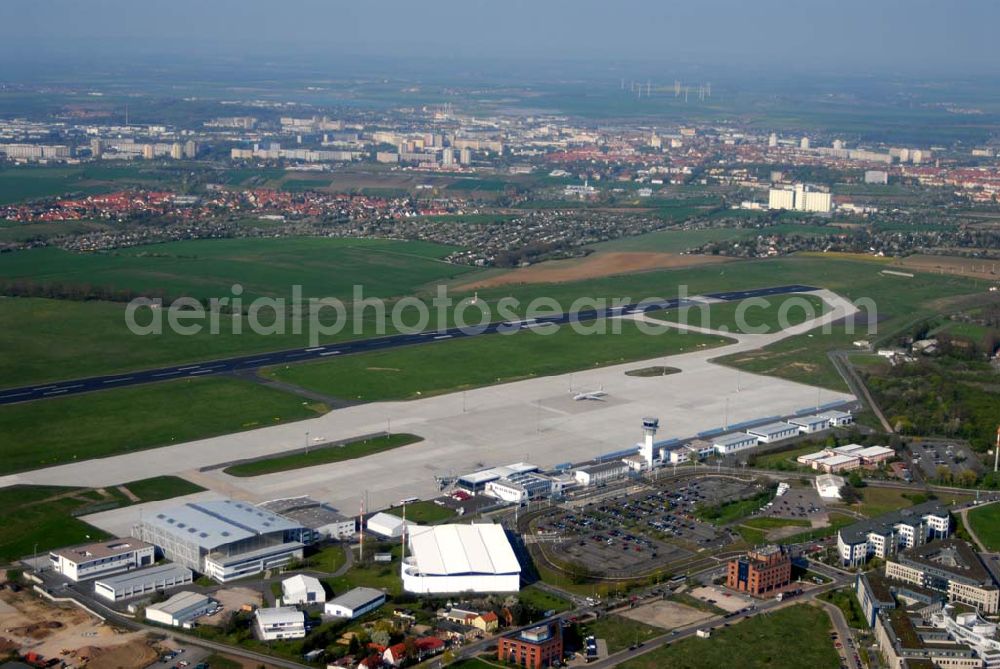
[{"left": 0, "top": 284, "right": 816, "bottom": 405}]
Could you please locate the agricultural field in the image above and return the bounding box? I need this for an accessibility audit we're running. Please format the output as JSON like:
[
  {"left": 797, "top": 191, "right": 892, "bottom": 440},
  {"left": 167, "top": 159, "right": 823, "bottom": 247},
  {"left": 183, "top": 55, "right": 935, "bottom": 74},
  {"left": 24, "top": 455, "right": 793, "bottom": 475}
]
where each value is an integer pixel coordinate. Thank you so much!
[
  {"left": 617, "top": 604, "right": 839, "bottom": 669},
  {"left": 263, "top": 320, "right": 733, "bottom": 401},
  {"left": 223, "top": 433, "right": 422, "bottom": 477},
  {"left": 0, "top": 236, "right": 478, "bottom": 301},
  {"left": 0, "top": 376, "right": 324, "bottom": 475}
]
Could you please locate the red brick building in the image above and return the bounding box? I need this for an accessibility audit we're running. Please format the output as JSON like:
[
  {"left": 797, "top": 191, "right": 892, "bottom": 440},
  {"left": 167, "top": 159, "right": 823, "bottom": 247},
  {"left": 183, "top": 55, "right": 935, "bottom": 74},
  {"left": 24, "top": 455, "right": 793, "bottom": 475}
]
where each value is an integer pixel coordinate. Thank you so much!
[
  {"left": 726, "top": 544, "right": 792, "bottom": 596},
  {"left": 497, "top": 621, "right": 563, "bottom": 668}
]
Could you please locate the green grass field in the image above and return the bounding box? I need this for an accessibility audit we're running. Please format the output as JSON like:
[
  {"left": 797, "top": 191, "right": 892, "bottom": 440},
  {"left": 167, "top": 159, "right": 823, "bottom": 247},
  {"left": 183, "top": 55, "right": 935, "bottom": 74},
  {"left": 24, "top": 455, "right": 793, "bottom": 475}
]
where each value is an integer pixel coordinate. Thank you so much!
[
  {"left": 264, "top": 320, "right": 733, "bottom": 401},
  {"left": 384, "top": 500, "right": 456, "bottom": 524},
  {"left": 0, "top": 237, "right": 477, "bottom": 301},
  {"left": 121, "top": 475, "right": 205, "bottom": 501},
  {"left": 966, "top": 503, "right": 1000, "bottom": 551},
  {"left": 655, "top": 293, "right": 827, "bottom": 334},
  {"left": 0, "top": 476, "right": 203, "bottom": 563},
  {"left": 582, "top": 615, "right": 661, "bottom": 653},
  {"left": 0, "top": 377, "right": 325, "bottom": 475},
  {"left": 516, "top": 585, "right": 572, "bottom": 614},
  {"left": 618, "top": 604, "right": 838, "bottom": 669},
  {"left": 223, "top": 433, "right": 422, "bottom": 477}
]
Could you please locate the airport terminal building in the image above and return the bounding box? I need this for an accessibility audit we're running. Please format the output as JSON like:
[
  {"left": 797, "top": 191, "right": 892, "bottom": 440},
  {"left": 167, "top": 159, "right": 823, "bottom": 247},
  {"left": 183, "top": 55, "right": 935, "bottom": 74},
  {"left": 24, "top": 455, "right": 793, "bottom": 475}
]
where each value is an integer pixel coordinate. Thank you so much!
[{"left": 134, "top": 499, "right": 309, "bottom": 583}]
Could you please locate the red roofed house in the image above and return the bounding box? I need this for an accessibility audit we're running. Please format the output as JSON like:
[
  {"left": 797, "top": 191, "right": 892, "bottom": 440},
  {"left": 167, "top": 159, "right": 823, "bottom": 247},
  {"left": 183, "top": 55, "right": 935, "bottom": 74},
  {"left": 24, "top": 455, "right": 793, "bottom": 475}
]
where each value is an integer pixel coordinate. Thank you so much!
[{"left": 383, "top": 637, "right": 445, "bottom": 667}]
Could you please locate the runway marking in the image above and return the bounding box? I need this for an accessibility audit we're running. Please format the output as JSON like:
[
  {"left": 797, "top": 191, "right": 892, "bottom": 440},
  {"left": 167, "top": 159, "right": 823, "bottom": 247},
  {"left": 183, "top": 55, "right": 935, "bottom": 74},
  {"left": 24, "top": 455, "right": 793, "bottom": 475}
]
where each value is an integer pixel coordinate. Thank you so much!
[
  {"left": 153, "top": 371, "right": 182, "bottom": 378},
  {"left": 319, "top": 350, "right": 341, "bottom": 356},
  {"left": 102, "top": 377, "right": 133, "bottom": 384},
  {"left": 287, "top": 351, "right": 309, "bottom": 357},
  {"left": 0, "top": 391, "right": 29, "bottom": 399},
  {"left": 33, "top": 385, "right": 57, "bottom": 391},
  {"left": 305, "top": 347, "right": 325, "bottom": 352},
  {"left": 177, "top": 365, "right": 201, "bottom": 371},
  {"left": 188, "top": 369, "right": 214, "bottom": 375},
  {"left": 43, "top": 389, "right": 68, "bottom": 396},
  {"left": 433, "top": 334, "right": 452, "bottom": 340},
  {"left": 244, "top": 358, "right": 270, "bottom": 365}
]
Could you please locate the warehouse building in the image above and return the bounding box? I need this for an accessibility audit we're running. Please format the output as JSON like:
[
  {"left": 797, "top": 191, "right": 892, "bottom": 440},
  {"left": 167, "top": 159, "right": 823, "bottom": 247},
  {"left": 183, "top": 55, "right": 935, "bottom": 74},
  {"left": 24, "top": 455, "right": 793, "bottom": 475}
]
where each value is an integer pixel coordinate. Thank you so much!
[
  {"left": 786, "top": 414, "right": 831, "bottom": 434},
  {"left": 94, "top": 563, "right": 193, "bottom": 602},
  {"left": 886, "top": 539, "right": 1000, "bottom": 614},
  {"left": 134, "top": 499, "right": 308, "bottom": 583},
  {"left": 281, "top": 574, "right": 325, "bottom": 606},
  {"left": 837, "top": 501, "right": 951, "bottom": 566},
  {"left": 402, "top": 524, "right": 521, "bottom": 594},
  {"left": 746, "top": 422, "right": 799, "bottom": 444},
  {"left": 573, "top": 461, "right": 628, "bottom": 487},
  {"left": 819, "top": 410, "right": 854, "bottom": 427},
  {"left": 485, "top": 472, "right": 561, "bottom": 503},
  {"left": 366, "top": 512, "right": 412, "bottom": 539},
  {"left": 50, "top": 538, "right": 155, "bottom": 582},
  {"left": 145, "top": 591, "right": 216, "bottom": 628},
  {"left": 324, "top": 587, "right": 386, "bottom": 619},
  {"left": 712, "top": 432, "right": 759, "bottom": 455},
  {"left": 255, "top": 606, "right": 306, "bottom": 641},
  {"left": 259, "top": 497, "right": 355, "bottom": 540}
]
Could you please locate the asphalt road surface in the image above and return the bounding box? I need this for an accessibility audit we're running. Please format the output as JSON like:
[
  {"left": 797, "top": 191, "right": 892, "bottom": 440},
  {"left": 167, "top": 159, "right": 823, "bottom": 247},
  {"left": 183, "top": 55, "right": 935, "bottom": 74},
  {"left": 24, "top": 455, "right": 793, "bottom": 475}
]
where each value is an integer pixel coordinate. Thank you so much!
[{"left": 0, "top": 283, "right": 816, "bottom": 405}]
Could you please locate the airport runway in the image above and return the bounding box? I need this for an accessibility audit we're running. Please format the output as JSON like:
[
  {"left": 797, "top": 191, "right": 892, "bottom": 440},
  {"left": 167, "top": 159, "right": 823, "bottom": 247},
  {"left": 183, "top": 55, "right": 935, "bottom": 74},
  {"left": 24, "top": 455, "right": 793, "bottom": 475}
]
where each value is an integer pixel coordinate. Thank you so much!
[{"left": 0, "top": 283, "right": 816, "bottom": 405}]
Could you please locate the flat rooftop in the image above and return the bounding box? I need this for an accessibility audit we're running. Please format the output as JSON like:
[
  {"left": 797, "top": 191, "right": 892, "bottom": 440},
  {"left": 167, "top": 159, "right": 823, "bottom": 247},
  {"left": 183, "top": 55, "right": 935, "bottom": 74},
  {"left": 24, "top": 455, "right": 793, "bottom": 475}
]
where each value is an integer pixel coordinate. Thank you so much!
[
  {"left": 148, "top": 590, "right": 212, "bottom": 616},
  {"left": 327, "top": 586, "right": 386, "bottom": 611},
  {"left": 94, "top": 563, "right": 191, "bottom": 589},
  {"left": 713, "top": 432, "right": 757, "bottom": 446},
  {"left": 746, "top": 422, "right": 796, "bottom": 436},
  {"left": 51, "top": 538, "right": 152, "bottom": 563}
]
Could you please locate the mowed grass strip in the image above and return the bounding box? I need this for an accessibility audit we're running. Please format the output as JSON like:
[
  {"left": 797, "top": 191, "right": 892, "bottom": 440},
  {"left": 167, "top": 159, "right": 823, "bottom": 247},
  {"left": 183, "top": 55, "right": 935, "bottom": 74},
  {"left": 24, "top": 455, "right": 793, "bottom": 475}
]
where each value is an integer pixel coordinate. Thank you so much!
[
  {"left": 618, "top": 604, "right": 839, "bottom": 669},
  {"left": 0, "top": 476, "right": 203, "bottom": 563},
  {"left": 223, "top": 433, "right": 422, "bottom": 477},
  {"left": 966, "top": 503, "right": 1000, "bottom": 552},
  {"left": 0, "top": 377, "right": 326, "bottom": 476},
  {"left": 263, "top": 321, "right": 734, "bottom": 401},
  {"left": 654, "top": 294, "right": 828, "bottom": 334}
]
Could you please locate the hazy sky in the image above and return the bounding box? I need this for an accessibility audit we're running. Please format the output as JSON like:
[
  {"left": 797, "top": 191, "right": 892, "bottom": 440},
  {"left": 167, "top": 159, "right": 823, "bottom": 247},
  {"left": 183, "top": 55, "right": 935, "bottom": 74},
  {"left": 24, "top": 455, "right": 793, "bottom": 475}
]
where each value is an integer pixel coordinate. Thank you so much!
[{"left": 2, "top": 0, "right": 998, "bottom": 77}]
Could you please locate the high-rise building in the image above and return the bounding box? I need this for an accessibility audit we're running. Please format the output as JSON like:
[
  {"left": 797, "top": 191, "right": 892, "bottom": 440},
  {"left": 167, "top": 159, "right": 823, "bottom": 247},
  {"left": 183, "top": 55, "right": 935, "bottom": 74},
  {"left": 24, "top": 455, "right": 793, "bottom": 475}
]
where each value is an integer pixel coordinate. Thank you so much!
[
  {"left": 459, "top": 148, "right": 472, "bottom": 165},
  {"left": 768, "top": 133, "right": 777, "bottom": 148},
  {"left": 800, "top": 136, "right": 810, "bottom": 150},
  {"left": 183, "top": 140, "right": 197, "bottom": 159},
  {"left": 441, "top": 148, "right": 455, "bottom": 166},
  {"left": 170, "top": 143, "right": 184, "bottom": 160}
]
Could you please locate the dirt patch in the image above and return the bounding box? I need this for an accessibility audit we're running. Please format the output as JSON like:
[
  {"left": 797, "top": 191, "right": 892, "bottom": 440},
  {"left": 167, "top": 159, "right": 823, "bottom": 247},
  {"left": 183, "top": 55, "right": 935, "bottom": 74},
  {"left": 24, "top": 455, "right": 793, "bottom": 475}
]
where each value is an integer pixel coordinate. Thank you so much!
[
  {"left": 455, "top": 251, "right": 733, "bottom": 290},
  {"left": 0, "top": 589, "right": 150, "bottom": 666},
  {"left": 688, "top": 585, "right": 755, "bottom": 612},
  {"left": 76, "top": 638, "right": 159, "bottom": 669},
  {"left": 619, "top": 599, "right": 713, "bottom": 630},
  {"left": 202, "top": 587, "right": 262, "bottom": 627}
]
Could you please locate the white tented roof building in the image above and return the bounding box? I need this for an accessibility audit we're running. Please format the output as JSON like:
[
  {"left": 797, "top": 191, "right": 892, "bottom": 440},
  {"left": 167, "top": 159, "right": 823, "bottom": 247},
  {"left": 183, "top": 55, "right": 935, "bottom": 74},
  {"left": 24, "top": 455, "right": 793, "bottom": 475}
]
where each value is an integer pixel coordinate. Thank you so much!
[
  {"left": 281, "top": 574, "right": 325, "bottom": 606},
  {"left": 816, "top": 474, "right": 846, "bottom": 499},
  {"left": 366, "top": 512, "right": 413, "bottom": 539},
  {"left": 402, "top": 524, "right": 520, "bottom": 594}
]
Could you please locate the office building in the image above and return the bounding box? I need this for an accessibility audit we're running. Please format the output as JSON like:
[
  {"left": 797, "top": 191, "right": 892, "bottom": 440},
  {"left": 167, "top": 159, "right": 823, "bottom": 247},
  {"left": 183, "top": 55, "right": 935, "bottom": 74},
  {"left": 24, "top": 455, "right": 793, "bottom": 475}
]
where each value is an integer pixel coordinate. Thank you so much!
[
  {"left": 886, "top": 539, "right": 999, "bottom": 614},
  {"left": 726, "top": 545, "right": 792, "bottom": 596},
  {"left": 837, "top": 501, "right": 951, "bottom": 566},
  {"left": 498, "top": 621, "right": 563, "bottom": 669},
  {"left": 712, "top": 432, "right": 759, "bottom": 455},
  {"left": 767, "top": 183, "right": 832, "bottom": 213},
  {"left": 49, "top": 539, "right": 155, "bottom": 582},
  {"left": 573, "top": 461, "right": 629, "bottom": 487},
  {"left": 746, "top": 422, "right": 799, "bottom": 444},
  {"left": 255, "top": 606, "right": 306, "bottom": 641}
]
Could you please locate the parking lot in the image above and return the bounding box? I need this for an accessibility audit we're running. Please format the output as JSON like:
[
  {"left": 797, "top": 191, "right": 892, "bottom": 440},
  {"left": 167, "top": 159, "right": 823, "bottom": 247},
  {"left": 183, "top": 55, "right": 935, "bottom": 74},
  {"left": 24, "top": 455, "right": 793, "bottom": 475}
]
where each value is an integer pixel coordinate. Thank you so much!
[
  {"left": 532, "top": 475, "right": 765, "bottom": 577},
  {"left": 760, "top": 485, "right": 827, "bottom": 522},
  {"left": 908, "top": 439, "right": 981, "bottom": 481}
]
